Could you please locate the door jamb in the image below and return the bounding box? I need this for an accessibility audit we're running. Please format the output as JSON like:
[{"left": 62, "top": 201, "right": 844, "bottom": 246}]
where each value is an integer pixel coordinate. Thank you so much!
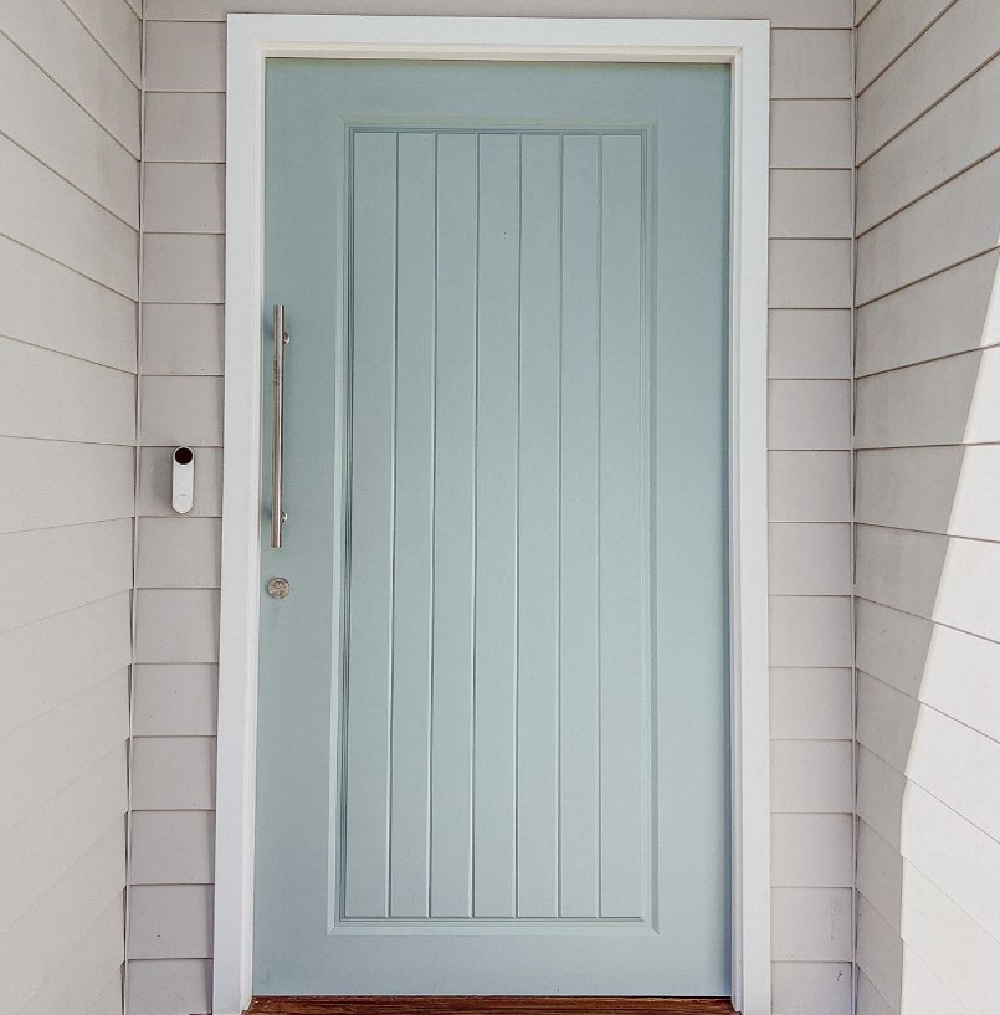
[{"left": 218, "top": 15, "right": 770, "bottom": 1015}]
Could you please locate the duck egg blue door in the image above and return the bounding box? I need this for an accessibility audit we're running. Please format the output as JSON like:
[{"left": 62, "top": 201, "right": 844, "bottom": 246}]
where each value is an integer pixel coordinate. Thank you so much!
[{"left": 256, "top": 57, "right": 731, "bottom": 997}]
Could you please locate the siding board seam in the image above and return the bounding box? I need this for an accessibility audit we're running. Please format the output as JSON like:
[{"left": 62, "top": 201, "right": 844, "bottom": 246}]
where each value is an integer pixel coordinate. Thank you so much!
[
  {"left": 0, "top": 330, "right": 141, "bottom": 376},
  {"left": 0, "top": 127, "right": 139, "bottom": 231},
  {"left": 857, "top": 141, "right": 1000, "bottom": 239},
  {"left": 857, "top": 665, "right": 1000, "bottom": 750},
  {"left": 58, "top": 0, "right": 142, "bottom": 88},
  {"left": 859, "top": 843, "right": 1000, "bottom": 977},
  {"left": 13, "top": 892, "right": 126, "bottom": 1015},
  {"left": 856, "top": 0, "right": 961, "bottom": 97},
  {"left": 1, "top": 512, "right": 137, "bottom": 536},
  {"left": 855, "top": 0, "right": 885, "bottom": 28},
  {"left": 0, "top": 732, "right": 127, "bottom": 838},
  {"left": 859, "top": 815, "right": 1000, "bottom": 958},
  {"left": 0, "top": 585, "right": 134, "bottom": 636},
  {"left": 0, "top": 230, "right": 140, "bottom": 303},
  {"left": 0, "top": 810, "right": 126, "bottom": 936},
  {"left": 854, "top": 590, "right": 1000, "bottom": 636},
  {"left": 853, "top": 514, "right": 1000, "bottom": 540},
  {"left": 855, "top": 596, "right": 1000, "bottom": 655},
  {"left": 855, "top": 342, "right": 1000, "bottom": 380},
  {"left": 0, "top": 26, "right": 139, "bottom": 160},
  {"left": 855, "top": 519, "right": 1000, "bottom": 548},
  {"left": 858, "top": 42, "right": 1000, "bottom": 166},
  {"left": 858, "top": 731, "right": 1000, "bottom": 848},
  {"left": 855, "top": 245, "right": 1000, "bottom": 310},
  {"left": 0, "top": 432, "right": 137, "bottom": 448}
]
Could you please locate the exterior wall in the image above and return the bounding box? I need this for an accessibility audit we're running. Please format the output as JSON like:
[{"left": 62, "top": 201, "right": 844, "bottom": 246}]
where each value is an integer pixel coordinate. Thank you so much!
[
  {"left": 0, "top": 2, "right": 140, "bottom": 1014},
  {"left": 131, "top": 3, "right": 854, "bottom": 1013},
  {"left": 854, "top": 1, "right": 1000, "bottom": 1013}
]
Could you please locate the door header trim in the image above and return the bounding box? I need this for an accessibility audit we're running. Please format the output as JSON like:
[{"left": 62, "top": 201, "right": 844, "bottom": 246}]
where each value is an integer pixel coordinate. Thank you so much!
[{"left": 218, "top": 16, "right": 770, "bottom": 1014}]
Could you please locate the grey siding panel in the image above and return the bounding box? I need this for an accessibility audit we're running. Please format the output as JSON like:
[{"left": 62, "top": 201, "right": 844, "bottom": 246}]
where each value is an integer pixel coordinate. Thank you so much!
[
  {"left": 856, "top": 0, "right": 1000, "bottom": 161},
  {"left": 0, "top": 34, "right": 138, "bottom": 226},
  {"left": 856, "top": 152, "right": 1000, "bottom": 305},
  {"left": 130, "top": 10, "right": 855, "bottom": 1011},
  {"left": 18, "top": 896, "right": 125, "bottom": 1015},
  {"left": 127, "top": 960, "right": 212, "bottom": 1015},
  {"left": 130, "top": 811, "right": 215, "bottom": 884},
  {"left": 0, "top": 439, "right": 134, "bottom": 534},
  {"left": 856, "top": 3, "right": 1000, "bottom": 1008},
  {"left": 143, "top": 93, "right": 226, "bottom": 163},
  {"left": 0, "top": 519, "right": 133, "bottom": 634},
  {"left": 856, "top": 250, "right": 1000, "bottom": 376},
  {"left": 855, "top": 0, "right": 954, "bottom": 91},
  {"left": 144, "top": 0, "right": 854, "bottom": 26},
  {"left": 142, "top": 164, "right": 225, "bottom": 234},
  {"left": 0, "top": 0, "right": 140, "bottom": 154},
  {"left": 1, "top": 4, "right": 138, "bottom": 1010},
  {"left": 0, "top": 744, "right": 127, "bottom": 932},
  {"left": 144, "top": 22, "right": 226, "bottom": 91},
  {"left": 0, "top": 338, "right": 135, "bottom": 445},
  {"left": 0, "top": 829, "right": 125, "bottom": 1011},
  {"left": 0, "top": 592, "right": 131, "bottom": 737},
  {"left": 140, "top": 304, "right": 225, "bottom": 375},
  {"left": 0, "top": 134, "right": 137, "bottom": 298},
  {"left": 857, "top": 56, "right": 1000, "bottom": 234},
  {"left": 0, "top": 672, "right": 129, "bottom": 836},
  {"left": 0, "top": 236, "right": 137, "bottom": 371},
  {"left": 132, "top": 664, "right": 218, "bottom": 736},
  {"left": 770, "top": 30, "right": 854, "bottom": 99},
  {"left": 61, "top": 0, "right": 143, "bottom": 83}
]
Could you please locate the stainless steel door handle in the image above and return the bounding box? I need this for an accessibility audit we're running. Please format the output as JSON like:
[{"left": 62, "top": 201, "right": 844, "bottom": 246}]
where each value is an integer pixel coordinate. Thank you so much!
[{"left": 271, "top": 303, "right": 289, "bottom": 549}]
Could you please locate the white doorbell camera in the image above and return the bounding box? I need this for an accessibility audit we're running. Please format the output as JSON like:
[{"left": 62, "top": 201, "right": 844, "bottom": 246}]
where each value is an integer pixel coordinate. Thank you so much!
[{"left": 172, "top": 446, "right": 195, "bottom": 514}]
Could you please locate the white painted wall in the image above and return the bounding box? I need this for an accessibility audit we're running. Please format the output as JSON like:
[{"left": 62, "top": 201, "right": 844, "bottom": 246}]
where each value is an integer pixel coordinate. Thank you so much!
[
  {"left": 0, "top": 1, "right": 140, "bottom": 1013},
  {"left": 130, "top": 3, "right": 855, "bottom": 1013},
  {"left": 854, "top": 0, "right": 1000, "bottom": 1012}
]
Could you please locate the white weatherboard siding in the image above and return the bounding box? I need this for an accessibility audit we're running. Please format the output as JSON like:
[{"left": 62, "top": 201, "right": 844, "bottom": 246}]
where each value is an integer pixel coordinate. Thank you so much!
[
  {"left": 0, "top": 1, "right": 140, "bottom": 1014},
  {"left": 855, "top": 0, "right": 1000, "bottom": 1013},
  {"left": 133, "top": 4, "right": 854, "bottom": 1013}
]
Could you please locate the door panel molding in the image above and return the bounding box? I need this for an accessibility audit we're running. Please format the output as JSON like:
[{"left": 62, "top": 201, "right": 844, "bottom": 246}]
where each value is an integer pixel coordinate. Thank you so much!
[{"left": 220, "top": 16, "right": 770, "bottom": 1015}]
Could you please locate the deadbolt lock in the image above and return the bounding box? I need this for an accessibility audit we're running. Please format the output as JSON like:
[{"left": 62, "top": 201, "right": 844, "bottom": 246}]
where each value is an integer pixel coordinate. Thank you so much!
[{"left": 266, "top": 577, "right": 291, "bottom": 600}]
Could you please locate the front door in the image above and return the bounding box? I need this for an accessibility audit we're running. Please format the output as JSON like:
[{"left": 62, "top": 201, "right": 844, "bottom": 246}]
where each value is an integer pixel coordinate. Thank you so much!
[{"left": 255, "top": 57, "right": 731, "bottom": 997}]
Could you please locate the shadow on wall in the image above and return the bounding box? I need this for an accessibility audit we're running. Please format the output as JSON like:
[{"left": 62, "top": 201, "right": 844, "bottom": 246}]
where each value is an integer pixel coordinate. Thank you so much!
[{"left": 853, "top": 249, "right": 1000, "bottom": 1014}]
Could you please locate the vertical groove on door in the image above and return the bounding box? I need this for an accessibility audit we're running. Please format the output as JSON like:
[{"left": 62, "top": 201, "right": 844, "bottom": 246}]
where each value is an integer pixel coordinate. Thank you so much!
[
  {"left": 516, "top": 133, "right": 561, "bottom": 919},
  {"left": 424, "top": 132, "right": 439, "bottom": 922},
  {"left": 386, "top": 132, "right": 400, "bottom": 920},
  {"left": 428, "top": 133, "right": 478, "bottom": 919},
  {"left": 390, "top": 132, "right": 436, "bottom": 919},
  {"left": 473, "top": 133, "right": 520, "bottom": 919},
  {"left": 344, "top": 131, "right": 398, "bottom": 919},
  {"left": 595, "top": 136, "right": 605, "bottom": 921},
  {"left": 558, "top": 134, "right": 601, "bottom": 921}
]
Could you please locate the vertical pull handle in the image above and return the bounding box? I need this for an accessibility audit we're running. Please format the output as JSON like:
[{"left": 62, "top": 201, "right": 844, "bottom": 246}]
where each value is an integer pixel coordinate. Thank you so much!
[{"left": 271, "top": 303, "right": 289, "bottom": 549}]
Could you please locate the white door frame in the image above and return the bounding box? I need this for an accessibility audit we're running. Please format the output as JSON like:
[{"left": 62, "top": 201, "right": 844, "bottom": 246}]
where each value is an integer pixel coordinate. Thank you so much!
[{"left": 218, "top": 15, "right": 770, "bottom": 1015}]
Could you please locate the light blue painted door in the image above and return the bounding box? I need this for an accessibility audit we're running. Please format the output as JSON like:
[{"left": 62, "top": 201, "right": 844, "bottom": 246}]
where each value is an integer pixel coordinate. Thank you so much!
[{"left": 257, "top": 59, "right": 731, "bottom": 996}]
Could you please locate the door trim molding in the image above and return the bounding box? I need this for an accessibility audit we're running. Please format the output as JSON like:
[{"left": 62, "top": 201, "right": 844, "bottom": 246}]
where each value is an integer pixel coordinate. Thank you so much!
[
  {"left": 247, "top": 998, "right": 736, "bottom": 1014},
  {"left": 219, "top": 16, "right": 770, "bottom": 1015}
]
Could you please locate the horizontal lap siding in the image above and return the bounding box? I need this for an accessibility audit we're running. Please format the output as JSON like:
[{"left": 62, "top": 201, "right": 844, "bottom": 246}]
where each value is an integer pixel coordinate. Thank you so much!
[
  {"left": 855, "top": 1, "right": 1000, "bottom": 1012},
  {"left": 134, "top": 6, "right": 854, "bottom": 1013},
  {"left": 0, "top": 2, "right": 139, "bottom": 1013}
]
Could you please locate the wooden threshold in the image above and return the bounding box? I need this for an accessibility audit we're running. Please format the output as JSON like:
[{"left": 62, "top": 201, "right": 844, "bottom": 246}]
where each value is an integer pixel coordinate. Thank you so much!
[{"left": 248, "top": 997, "right": 736, "bottom": 1015}]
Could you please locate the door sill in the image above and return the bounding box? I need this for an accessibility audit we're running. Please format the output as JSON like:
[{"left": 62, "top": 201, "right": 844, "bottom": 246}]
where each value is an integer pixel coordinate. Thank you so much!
[{"left": 248, "top": 998, "right": 736, "bottom": 1014}]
